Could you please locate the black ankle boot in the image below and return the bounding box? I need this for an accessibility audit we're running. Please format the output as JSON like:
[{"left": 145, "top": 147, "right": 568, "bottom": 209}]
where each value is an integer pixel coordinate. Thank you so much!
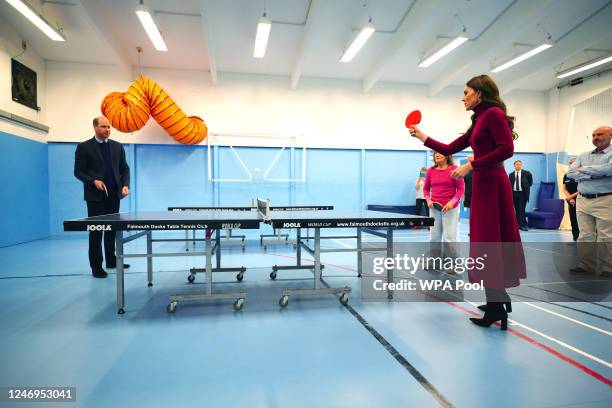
[
  {"left": 470, "top": 303, "right": 508, "bottom": 331},
  {"left": 477, "top": 302, "right": 512, "bottom": 313}
]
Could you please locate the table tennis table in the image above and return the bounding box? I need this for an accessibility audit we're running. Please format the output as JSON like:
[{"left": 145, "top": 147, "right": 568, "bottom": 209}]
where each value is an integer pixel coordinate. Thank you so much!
[{"left": 64, "top": 199, "right": 433, "bottom": 314}]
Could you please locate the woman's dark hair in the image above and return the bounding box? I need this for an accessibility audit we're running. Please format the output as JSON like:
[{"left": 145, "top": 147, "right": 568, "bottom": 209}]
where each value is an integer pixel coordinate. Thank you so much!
[
  {"left": 432, "top": 152, "right": 454, "bottom": 167},
  {"left": 464, "top": 74, "right": 518, "bottom": 140}
]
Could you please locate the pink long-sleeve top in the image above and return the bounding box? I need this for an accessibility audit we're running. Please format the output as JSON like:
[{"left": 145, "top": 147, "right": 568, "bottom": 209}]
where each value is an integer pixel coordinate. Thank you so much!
[{"left": 423, "top": 165, "right": 465, "bottom": 208}]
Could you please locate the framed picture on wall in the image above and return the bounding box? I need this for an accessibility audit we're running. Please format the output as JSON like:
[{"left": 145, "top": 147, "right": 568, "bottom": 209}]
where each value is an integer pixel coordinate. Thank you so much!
[{"left": 11, "top": 58, "right": 38, "bottom": 111}]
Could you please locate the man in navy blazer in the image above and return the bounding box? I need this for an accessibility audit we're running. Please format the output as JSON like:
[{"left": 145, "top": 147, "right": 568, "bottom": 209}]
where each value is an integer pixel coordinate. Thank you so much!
[
  {"left": 509, "top": 160, "right": 533, "bottom": 231},
  {"left": 74, "top": 116, "right": 130, "bottom": 278}
]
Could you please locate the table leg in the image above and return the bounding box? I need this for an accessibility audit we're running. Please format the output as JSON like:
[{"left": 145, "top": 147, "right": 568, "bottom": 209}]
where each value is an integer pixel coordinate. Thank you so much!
[
  {"left": 386, "top": 228, "right": 394, "bottom": 300},
  {"left": 116, "top": 231, "right": 125, "bottom": 314},
  {"left": 207, "top": 234, "right": 213, "bottom": 296},
  {"left": 297, "top": 228, "right": 302, "bottom": 266},
  {"left": 215, "top": 229, "right": 221, "bottom": 269},
  {"left": 357, "top": 227, "right": 363, "bottom": 277},
  {"left": 314, "top": 228, "right": 321, "bottom": 290},
  {"left": 147, "top": 230, "right": 153, "bottom": 287}
]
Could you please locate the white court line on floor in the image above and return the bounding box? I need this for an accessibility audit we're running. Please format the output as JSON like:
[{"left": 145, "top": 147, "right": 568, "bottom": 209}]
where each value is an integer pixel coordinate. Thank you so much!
[
  {"left": 522, "top": 302, "right": 612, "bottom": 336},
  {"left": 521, "top": 230, "right": 575, "bottom": 235},
  {"left": 522, "top": 244, "right": 577, "bottom": 257},
  {"left": 390, "top": 264, "right": 612, "bottom": 346},
  {"left": 344, "top": 241, "right": 612, "bottom": 370},
  {"left": 463, "top": 299, "right": 612, "bottom": 369},
  {"left": 331, "top": 239, "right": 353, "bottom": 249},
  {"left": 521, "top": 280, "right": 610, "bottom": 286}
]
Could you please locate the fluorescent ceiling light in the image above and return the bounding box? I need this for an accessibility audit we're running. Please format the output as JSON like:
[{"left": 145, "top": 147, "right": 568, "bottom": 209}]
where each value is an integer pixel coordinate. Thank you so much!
[
  {"left": 5, "top": 0, "right": 65, "bottom": 41},
  {"left": 491, "top": 43, "right": 552, "bottom": 73},
  {"left": 341, "top": 22, "right": 375, "bottom": 62},
  {"left": 135, "top": 3, "right": 167, "bottom": 51},
  {"left": 253, "top": 13, "right": 271, "bottom": 58},
  {"left": 418, "top": 35, "right": 468, "bottom": 68},
  {"left": 556, "top": 55, "right": 612, "bottom": 79}
]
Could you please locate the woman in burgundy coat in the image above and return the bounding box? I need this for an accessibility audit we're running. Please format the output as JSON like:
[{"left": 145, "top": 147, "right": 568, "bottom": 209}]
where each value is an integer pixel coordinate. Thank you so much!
[{"left": 408, "top": 74, "right": 525, "bottom": 330}]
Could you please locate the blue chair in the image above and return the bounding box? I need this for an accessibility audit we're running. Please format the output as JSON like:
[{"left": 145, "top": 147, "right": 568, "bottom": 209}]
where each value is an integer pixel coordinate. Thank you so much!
[{"left": 526, "top": 182, "right": 564, "bottom": 229}]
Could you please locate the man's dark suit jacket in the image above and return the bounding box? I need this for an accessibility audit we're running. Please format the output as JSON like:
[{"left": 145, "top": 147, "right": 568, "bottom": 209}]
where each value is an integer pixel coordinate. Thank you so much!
[
  {"left": 74, "top": 137, "right": 130, "bottom": 201},
  {"left": 509, "top": 170, "right": 533, "bottom": 202}
]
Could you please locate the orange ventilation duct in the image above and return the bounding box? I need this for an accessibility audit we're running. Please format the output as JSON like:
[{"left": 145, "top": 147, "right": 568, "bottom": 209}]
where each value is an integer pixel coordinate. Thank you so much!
[{"left": 101, "top": 76, "right": 207, "bottom": 144}]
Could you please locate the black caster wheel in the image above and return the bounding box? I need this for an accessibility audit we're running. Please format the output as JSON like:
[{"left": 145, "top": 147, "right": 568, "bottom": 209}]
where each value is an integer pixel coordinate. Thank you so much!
[
  {"left": 118, "top": 308, "right": 125, "bottom": 315},
  {"left": 234, "top": 298, "right": 245, "bottom": 310},
  {"left": 187, "top": 274, "right": 195, "bottom": 283},
  {"left": 236, "top": 272, "right": 244, "bottom": 282},
  {"left": 167, "top": 302, "right": 177, "bottom": 313},
  {"left": 340, "top": 294, "right": 349, "bottom": 305},
  {"left": 279, "top": 295, "right": 289, "bottom": 308},
  {"left": 270, "top": 271, "right": 277, "bottom": 280},
  {"left": 147, "top": 282, "right": 153, "bottom": 287}
]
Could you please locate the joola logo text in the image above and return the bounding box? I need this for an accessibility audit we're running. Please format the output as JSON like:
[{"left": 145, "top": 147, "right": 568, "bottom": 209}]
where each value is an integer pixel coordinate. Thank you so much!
[{"left": 87, "top": 224, "right": 111, "bottom": 231}]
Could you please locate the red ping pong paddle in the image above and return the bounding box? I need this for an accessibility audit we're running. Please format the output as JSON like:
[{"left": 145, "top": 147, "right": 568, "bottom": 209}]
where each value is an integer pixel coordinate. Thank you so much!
[{"left": 405, "top": 110, "right": 422, "bottom": 128}]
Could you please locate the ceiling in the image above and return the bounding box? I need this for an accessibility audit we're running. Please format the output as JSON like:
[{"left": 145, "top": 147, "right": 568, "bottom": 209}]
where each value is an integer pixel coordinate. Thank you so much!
[{"left": 1, "top": 0, "right": 611, "bottom": 94}]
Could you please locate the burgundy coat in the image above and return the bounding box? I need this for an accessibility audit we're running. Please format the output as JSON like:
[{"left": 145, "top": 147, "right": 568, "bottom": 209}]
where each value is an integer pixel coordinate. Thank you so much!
[{"left": 424, "top": 102, "right": 526, "bottom": 289}]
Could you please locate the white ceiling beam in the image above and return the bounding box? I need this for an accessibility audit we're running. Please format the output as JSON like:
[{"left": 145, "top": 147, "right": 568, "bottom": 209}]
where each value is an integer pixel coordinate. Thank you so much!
[
  {"left": 498, "top": 2, "right": 612, "bottom": 95},
  {"left": 74, "top": 0, "right": 133, "bottom": 81},
  {"left": 428, "top": 0, "right": 555, "bottom": 97},
  {"left": 290, "top": 0, "right": 321, "bottom": 89},
  {"left": 199, "top": 0, "right": 217, "bottom": 85},
  {"left": 362, "top": 0, "right": 441, "bottom": 93}
]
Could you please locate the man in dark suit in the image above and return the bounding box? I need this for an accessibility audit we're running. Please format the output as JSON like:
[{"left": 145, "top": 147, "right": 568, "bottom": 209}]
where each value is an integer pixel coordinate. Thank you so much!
[
  {"left": 74, "top": 116, "right": 131, "bottom": 278},
  {"left": 509, "top": 160, "right": 533, "bottom": 231}
]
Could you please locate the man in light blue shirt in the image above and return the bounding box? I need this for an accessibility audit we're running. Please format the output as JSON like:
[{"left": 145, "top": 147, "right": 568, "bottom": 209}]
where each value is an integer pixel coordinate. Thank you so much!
[{"left": 567, "top": 126, "right": 611, "bottom": 278}]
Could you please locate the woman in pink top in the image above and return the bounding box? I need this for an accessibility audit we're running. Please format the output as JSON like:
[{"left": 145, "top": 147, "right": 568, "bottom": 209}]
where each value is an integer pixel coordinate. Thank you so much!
[{"left": 424, "top": 153, "right": 465, "bottom": 260}]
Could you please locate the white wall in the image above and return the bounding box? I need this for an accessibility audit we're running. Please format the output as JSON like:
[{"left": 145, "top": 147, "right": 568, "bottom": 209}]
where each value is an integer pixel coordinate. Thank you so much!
[
  {"left": 503, "top": 90, "right": 548, "bottom": 152},
  {"left": 46, "top": 62, "right": 548, "bottom": 152},
  {"left": 546, "top": 70, "right": 612, "bottom": 154},
  {"left": 0, "top": 14, "right": 47, "bottom": 142}
]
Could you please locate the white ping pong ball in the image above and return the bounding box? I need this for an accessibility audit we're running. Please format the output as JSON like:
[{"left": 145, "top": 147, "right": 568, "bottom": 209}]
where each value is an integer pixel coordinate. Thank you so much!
[{"left": 254, "top": 167, "right": 260, "bottom": 173}]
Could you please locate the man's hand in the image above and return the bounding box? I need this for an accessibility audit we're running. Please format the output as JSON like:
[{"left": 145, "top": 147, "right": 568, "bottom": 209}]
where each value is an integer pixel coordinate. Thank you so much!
[
  {"left": 94, "top": 180, "right": 106, "bottom": 191},
  {"left": 122, "top": 186, "right": 129, "bottom": 197},
  {"left": 427, "top": 200, "right": 434, "bottom": 208},
  {"left": 569, "top": 198, "right": 575, "bottom": 205},
  {"left": 442, "top": 202, "right": 454, "bottom": 213},
  {"left": 451, "top": 163, "right": 472, "bottom": 179}
]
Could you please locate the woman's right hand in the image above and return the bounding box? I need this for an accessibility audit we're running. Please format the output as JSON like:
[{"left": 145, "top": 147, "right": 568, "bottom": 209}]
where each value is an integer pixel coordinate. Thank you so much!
[
  {"left": 427, "top": 200, "right": 434, "bottom": 208},
  {"left": 451, "top": 163, "right": 472, "bottom": 179},
  {"left": 408, "top": 125, "right": 427, "bottom": 142}
]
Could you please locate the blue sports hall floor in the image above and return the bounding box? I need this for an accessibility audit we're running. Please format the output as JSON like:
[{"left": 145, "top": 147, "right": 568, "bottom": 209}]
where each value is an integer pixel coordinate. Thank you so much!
[{"left": 0, "top": 222, "right": 610, "bottom": 408}]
